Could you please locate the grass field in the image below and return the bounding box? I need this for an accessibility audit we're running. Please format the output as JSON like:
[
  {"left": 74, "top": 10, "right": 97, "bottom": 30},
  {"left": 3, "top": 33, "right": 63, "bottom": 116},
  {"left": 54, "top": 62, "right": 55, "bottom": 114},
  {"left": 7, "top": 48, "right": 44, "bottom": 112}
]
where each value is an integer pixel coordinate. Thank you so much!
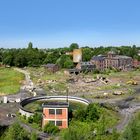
[
  {"left": 24, "top": 100, "right": 87, "bottom": 113},
  {"left": 0, "top": 67, "right": 24, "bottom": 95}
]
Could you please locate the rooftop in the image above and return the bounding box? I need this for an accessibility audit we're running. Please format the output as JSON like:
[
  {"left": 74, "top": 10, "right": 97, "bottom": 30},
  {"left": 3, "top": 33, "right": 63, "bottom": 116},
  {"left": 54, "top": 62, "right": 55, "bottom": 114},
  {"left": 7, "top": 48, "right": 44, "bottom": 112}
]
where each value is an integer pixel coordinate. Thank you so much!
[
  {"left": 91, "top": 56, "right": 105, "bottom": 61},
  {"left": 42, "top": 64, "right": 58, "bottom": 68},
  {"left": 42, "top": 102, "right": 69, "bottom": 108},
  {"left": 114, "top": 55, "right": 132, "bottom": 59},
  {"left": 79, "top": 61, "right": 94, "bottom": 65}
]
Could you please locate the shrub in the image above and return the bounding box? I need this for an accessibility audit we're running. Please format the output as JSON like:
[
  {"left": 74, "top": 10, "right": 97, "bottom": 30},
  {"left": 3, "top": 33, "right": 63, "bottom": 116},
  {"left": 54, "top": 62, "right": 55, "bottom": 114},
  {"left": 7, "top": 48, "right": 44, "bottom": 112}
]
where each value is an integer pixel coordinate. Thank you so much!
[
  {"left": 86, "top": 103, "right": 101, "bottom": 122},
  {"left": 28, "top": 116, "right": 33, "bottom": 123},
  {"left": 43, "top": 122, "right": 59, "bottom": 135},
  {"left": 73, "top": 103, "right": 102, "bottom": 122},
  {"left": 32, "top": 113, "right": 42, "bottom": 124}
]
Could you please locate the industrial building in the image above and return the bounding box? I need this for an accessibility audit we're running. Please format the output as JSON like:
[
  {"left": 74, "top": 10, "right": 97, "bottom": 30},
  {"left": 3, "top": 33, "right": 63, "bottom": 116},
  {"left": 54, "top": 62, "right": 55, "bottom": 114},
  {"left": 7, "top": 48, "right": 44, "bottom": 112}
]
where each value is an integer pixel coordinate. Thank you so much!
[{"left": 91, "top": 51, "right": 133, "bottom": 71}]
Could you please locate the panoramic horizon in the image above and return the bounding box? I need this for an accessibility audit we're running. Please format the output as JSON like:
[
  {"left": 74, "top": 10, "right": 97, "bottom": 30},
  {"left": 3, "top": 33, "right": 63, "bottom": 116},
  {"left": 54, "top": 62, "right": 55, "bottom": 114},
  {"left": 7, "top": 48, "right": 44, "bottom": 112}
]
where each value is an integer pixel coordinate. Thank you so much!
[
  {"left": 0, "top": 0, "right": 140, "bottom": 48},
  {"left": 1, "top": 1, "right": 140, "bottom": 139}
]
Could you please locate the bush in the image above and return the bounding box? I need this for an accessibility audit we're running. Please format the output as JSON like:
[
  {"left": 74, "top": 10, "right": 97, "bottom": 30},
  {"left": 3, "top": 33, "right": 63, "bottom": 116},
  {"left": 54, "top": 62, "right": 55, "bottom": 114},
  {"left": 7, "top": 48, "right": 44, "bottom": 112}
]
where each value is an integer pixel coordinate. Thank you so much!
[
  {"left": 43, "top": 122, "right": 59, "bottom": 135},
  {"left": 73, "top": 103, "right": 102, "bottom": 122},
  {"left": 1, "top": 122, "right": 30, "bottom": 140},
  {"left": 86, "top": 103, "right": 101, "bottom": 122},
  {"left": 60, "top": 121, "right": 93, "bottom": 140},
  {"left": 28, "top": 116, "right": 33, "bottom": 123},
  {"left": 73, "top": 109, "right": 86, "bottom": 121},
  {"left": 32, "top": 113, "right": 42, "bottom": 124}
]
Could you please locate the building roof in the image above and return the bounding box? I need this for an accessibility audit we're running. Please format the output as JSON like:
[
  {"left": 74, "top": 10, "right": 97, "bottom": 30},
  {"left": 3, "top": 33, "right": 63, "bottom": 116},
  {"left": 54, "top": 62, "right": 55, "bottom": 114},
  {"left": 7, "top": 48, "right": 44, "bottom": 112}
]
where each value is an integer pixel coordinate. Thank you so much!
[
  {"left": 42, "top": 102, "right": 69, "bottom": 108},
  {"left": 114, "top": 55, "right": 132, "bottom": 59},
  {"left": 91, "top": 56, "right": 105, "bottom": 61},
  {"left": 43, "top": 64, "right": 57, "bottom": 68},
  {"left": 79, "top": 61, "right": 93, "bottom": 65},
  {"left": 68, "top": 68, "right": 81, "bottom": 72}
]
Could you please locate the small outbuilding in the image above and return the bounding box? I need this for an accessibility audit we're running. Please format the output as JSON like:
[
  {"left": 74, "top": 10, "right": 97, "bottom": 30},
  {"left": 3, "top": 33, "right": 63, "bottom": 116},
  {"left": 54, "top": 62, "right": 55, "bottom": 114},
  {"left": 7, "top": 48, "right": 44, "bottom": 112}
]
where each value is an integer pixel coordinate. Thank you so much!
[
  {"left": 76, "top": 62, "right": 96, "bottom": 72},
  {"left": 43, "top": 64, "right": 59, "bottom": 73},
  {"left": 42, "top": 102, "right": 69, "bottom": 129}
]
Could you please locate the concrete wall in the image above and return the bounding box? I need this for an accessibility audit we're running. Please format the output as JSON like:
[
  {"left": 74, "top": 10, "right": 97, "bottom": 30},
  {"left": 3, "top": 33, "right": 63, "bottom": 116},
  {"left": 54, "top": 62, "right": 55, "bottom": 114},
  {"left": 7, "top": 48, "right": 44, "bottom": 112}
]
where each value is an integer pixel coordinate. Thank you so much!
[{"left": 19, "top": 96, "right": 91, "bottom": 117}]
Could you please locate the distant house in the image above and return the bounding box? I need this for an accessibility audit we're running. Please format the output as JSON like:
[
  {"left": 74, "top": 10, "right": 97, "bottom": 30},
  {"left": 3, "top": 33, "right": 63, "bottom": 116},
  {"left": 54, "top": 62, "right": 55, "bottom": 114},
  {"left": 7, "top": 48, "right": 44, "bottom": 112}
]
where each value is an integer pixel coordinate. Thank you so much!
[
  {"left": 43, "top": 64, "right": 59, "bottom": 73},
  {"left": 91, "top": 51, "right": 133, "bottom": 71},
  {"left": 76, "top": 62, "right": 96, "bottom": 72}
]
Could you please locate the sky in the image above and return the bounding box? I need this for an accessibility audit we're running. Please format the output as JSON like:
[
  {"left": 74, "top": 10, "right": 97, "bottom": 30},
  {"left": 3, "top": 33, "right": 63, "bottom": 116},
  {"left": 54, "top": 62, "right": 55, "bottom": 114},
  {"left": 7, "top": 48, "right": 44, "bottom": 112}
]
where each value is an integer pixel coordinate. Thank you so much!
[{"left": 0, "top": 0, "right": 140, "bottom": 48}]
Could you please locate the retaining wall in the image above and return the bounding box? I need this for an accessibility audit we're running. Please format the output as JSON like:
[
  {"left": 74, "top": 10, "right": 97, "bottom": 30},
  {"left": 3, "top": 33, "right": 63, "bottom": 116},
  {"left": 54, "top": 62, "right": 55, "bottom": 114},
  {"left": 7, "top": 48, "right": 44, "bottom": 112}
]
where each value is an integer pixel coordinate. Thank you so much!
[{"left": 19, "top": 96, "right": 91, "bottom": 117}]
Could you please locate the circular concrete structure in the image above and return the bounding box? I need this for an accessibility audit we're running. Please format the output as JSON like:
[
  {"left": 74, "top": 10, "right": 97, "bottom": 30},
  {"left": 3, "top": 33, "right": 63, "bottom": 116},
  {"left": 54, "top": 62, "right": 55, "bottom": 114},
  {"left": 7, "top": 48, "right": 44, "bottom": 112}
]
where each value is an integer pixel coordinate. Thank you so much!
[{"left": 19, "top": 96, "right": 91, "bottom": 117}]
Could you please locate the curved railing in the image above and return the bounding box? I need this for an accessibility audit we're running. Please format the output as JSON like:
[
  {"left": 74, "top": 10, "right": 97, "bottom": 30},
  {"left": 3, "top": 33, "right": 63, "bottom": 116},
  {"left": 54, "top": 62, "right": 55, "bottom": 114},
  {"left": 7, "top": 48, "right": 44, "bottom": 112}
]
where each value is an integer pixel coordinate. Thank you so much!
[{"left": 19, "top": 96, "right": 91, "bottom": 117}]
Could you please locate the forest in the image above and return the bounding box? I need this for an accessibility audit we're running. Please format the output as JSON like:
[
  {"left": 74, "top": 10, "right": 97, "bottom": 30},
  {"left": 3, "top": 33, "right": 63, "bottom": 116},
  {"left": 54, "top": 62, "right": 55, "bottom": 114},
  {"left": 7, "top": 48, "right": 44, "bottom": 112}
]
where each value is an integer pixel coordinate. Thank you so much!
[{"left": 0, "top": 42, "right": 140, "bottom": 68}]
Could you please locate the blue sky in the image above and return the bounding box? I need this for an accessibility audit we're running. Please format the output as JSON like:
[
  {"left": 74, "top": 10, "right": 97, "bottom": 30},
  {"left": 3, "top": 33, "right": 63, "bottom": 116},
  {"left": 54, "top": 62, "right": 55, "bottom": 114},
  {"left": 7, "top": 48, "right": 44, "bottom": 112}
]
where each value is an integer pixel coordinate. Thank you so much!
[{"left": 0, "top": 0, "right": 140, "bottom": 48}]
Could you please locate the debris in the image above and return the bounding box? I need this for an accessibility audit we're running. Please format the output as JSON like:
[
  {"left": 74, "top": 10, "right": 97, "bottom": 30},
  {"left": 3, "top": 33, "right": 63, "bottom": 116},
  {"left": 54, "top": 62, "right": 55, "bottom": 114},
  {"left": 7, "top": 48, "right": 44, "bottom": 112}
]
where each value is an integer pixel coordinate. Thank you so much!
[{"left": 113, "top": 91, "right": 123, "bottom": 95}]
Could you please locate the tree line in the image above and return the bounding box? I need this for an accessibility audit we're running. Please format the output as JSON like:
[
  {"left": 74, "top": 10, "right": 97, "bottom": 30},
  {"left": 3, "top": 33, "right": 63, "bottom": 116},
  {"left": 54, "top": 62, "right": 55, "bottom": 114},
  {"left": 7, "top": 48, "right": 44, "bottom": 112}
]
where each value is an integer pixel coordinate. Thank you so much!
[{"left": 0, "top": 43, "right": 140, "bottom": 68}]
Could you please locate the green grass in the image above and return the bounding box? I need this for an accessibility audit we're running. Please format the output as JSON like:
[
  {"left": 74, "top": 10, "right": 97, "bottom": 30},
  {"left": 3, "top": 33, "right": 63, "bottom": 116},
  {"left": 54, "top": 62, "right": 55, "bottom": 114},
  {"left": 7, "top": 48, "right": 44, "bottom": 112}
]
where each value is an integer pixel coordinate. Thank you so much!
[
  {"left": 101, "top": 108, "right": 120, "bottom": 128},
  {"left": 0, "top": 67, "right": 24, "bottom": 95},
  {"left": 27, "top": 67, "right": 68, "bottom": 82},
  {"left": 108, "top": 70, "right": 140, "bottom": 79}
]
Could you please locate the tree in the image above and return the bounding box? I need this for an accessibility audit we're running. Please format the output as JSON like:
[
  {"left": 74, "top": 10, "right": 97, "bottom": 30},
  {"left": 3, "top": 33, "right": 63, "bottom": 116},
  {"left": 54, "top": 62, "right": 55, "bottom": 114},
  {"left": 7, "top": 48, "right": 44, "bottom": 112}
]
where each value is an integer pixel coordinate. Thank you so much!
[
  {"left": 28, "top": 42, "right": 33, "bottom": 49},
  {"left": 56, "top": 55, "right": 73, "bottom": 68},
  {"left": 3, "top": 55, "right": 13, "bottom": 66},
  {"left": 2, "top": 122, "right": 29, "bottom": 140},
  {"left": 73, "top": 109, "right": 87, "bottom": 121},
  {"left": 73, "top": 103, "right": 102, "bottom": 123},
  {"left": 82, "top": 47, "right": 93, "bottom": 61},
  {"left": 86, "top": 103, "right": 101, "bottom": 122},
  {"left": 63, "top": 58, "right": 74, "bottom": 68},
  {"left": 69, "top": 43, "right": 79, "bottom": 51},
  {"left": 44, "top": 51, "right": 60, "bottom": 64},
  {"left": 14, "top": 52, "right": 27, "bottom": 67}
]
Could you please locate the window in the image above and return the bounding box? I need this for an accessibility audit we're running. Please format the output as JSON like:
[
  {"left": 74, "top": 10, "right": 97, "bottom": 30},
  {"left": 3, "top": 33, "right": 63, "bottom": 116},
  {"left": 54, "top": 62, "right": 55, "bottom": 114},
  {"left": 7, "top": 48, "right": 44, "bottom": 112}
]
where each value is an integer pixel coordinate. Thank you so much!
[
  {"left": 49, "top": 121, "right": 55, "bottom": 125},
  {"left": 56, "top": 109, "right": 62, "bottom": 115},
  {"left": 49, "top": 109, "right": 55, "bottom": 115},
  {"left": 56, "top": 121, "right": 62, "bottom": 126}
]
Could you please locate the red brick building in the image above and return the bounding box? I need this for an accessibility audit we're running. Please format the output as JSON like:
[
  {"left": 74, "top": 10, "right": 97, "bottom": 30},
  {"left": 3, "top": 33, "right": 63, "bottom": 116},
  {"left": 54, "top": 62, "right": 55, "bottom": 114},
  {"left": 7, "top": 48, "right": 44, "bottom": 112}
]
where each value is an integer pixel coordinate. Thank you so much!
[
  {"left": 90, "top": 55, "right": 106, "bottom": 71},
  {"left": 91, "top": 51, "right": 133, "bottom": 71},
  {"left": 42, "top": 102, "right": 69, "bottom": 129}
]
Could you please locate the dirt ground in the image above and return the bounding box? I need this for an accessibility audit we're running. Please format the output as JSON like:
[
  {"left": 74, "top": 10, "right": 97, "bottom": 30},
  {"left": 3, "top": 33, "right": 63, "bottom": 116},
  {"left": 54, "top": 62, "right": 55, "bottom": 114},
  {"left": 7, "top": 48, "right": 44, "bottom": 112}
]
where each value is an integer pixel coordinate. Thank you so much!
[{"left": 0, "top": 103, "right": 18, "bottom": 126}]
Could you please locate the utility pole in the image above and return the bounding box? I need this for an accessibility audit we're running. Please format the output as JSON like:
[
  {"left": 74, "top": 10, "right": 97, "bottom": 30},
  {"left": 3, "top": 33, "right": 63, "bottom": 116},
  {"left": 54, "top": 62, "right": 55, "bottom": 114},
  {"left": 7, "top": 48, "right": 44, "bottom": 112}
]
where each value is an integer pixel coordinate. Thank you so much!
[{"left": 66, "top": 87, "right": 69, "bottom": 103}]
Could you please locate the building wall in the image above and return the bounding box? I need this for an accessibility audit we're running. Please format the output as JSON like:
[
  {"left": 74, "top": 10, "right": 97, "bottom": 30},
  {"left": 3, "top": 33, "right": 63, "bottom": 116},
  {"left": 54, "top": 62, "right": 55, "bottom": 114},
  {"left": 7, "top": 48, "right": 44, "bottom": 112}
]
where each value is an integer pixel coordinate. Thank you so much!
[
  {"left": 43, "top": 108, "right": 68, "bottom": 129},
  {"left": 73, "top": 49, "right": 82, "bottom": 63},
  {"left": 76, "top": 63, "right": 81, "bottom": 69},
  {"left": 133, "top": 59, "right": 140, "bottom": 67},
  {"left": 105, "top": 58, "right": 119, "bottom": 69},
  {"left": 91, "top": 59, "right": 105, "bottom": 70},
  {"left": 91, "top": 54, "right": 133, "bottom": 71}
]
